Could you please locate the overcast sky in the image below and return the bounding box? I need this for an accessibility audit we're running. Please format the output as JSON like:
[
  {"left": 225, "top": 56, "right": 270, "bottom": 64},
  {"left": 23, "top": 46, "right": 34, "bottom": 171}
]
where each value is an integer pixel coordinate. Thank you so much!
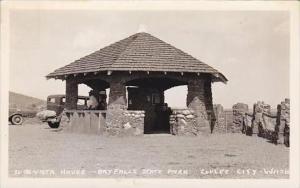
[{"left": 9, "top": 10, "right": 289, "bottom": 108}]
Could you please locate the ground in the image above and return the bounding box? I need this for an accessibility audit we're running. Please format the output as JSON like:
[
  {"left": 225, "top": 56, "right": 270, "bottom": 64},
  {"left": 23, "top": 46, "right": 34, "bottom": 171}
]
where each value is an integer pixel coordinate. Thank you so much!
[{"left": 9, "top": 118, "right": 289, "bottom": 178}]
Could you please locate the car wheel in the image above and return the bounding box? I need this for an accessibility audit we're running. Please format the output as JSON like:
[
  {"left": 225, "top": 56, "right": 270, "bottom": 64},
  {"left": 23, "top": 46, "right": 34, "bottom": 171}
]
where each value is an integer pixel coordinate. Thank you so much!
[
  {"left": 11, "top": 114, "right": 23, "bottom": 125},
  {"left": 48, "top": 121, "right": 60, "bottom": 128}
]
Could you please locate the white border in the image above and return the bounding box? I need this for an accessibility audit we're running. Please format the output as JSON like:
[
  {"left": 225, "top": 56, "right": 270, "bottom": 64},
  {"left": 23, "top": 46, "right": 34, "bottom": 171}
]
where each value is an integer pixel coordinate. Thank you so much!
[{"left": 1, "top": 1, "right": 299, "bottom": 188}]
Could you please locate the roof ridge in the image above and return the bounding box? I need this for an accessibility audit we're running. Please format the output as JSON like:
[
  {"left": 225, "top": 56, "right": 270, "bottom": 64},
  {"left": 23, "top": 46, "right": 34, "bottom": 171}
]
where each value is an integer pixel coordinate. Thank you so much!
[
  {"left": 107, "top": 33, "right": 140, "bottom": 70},
  {"left": 47, "top": 33, "right": 139, "bottom": 77},
  {"left": 114, "top": 32, "right": 219, "bottom": 73},
  {"left": 142, "top": 33, "right": 220, "bottom": 73}
]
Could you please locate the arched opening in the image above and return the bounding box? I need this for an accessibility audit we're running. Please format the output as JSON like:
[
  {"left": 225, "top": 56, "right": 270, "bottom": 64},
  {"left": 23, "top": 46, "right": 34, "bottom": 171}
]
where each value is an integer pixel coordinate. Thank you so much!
[
  {"left": 125, "top": 77, "right": 187, "bottom": 134},
  {"left": 78, "top": 84, "right": 91, "bottom": 97},
  {"left": 164, "top": 85, "right": 188, "bottom": 109}
]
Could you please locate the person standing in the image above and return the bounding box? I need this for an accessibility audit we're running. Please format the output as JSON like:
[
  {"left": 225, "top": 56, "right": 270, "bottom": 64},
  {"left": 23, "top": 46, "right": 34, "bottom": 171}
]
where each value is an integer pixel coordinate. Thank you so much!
[{"left": 87, "top": 90, "right": 99, "bottom": 110}]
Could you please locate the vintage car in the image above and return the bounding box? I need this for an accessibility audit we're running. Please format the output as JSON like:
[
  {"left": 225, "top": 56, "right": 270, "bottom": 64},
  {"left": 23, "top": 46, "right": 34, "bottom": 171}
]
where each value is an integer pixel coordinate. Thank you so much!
[
  {"left": 9, "top": 108, "right": 24, "bottom": 125},
  {"left": 37, "top": 95, "right": 89, "bottom": 128}
]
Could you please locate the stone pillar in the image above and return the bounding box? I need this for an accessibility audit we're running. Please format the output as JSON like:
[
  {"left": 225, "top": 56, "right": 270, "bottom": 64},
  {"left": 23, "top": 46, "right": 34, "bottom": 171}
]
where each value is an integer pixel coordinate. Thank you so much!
[
  {"left": 277, "top": 98, "right": 290, "bottom": 146},
  {"left": 253, "top": 101, "right": 271, "bottom": 137},
  {"left": 106, "top": 79, "right": 127, "bottom": 135},
  {"left": 65, "top": 79, "right": 78, "bottom": 110},
  {"left": 232, "top": 103, "right": 249, "bottom": 133},
  {"left": 186, "top": 79, "right": 211, "bottom": 134},
  {"left": 108, "top": 80, "right": 127, "bottom": 108}
]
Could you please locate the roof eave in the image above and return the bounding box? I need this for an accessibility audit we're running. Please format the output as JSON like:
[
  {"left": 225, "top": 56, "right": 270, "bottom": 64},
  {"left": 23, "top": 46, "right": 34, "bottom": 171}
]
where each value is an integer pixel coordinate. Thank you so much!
[{"left": 212, "top": 73, "right": 228, "bottom": 84}]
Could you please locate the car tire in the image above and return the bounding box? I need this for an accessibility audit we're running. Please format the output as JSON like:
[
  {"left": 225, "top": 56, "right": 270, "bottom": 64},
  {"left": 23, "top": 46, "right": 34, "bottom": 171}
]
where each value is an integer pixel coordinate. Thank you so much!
[
  {"left": 11, "top": 114, "right": 23, "bottom": 125},
  {"left": 48, "top": 121, "right": 60, "bottom": 128}
]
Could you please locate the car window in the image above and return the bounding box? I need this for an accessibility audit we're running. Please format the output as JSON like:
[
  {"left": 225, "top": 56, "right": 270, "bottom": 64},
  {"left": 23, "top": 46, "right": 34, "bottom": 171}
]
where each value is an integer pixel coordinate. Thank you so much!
[
  {"left": 61, "top": 97, "right": 66, "bottom": 104},
  {"left": 48, "top": 98, "right": 55, "bottom": 103}
]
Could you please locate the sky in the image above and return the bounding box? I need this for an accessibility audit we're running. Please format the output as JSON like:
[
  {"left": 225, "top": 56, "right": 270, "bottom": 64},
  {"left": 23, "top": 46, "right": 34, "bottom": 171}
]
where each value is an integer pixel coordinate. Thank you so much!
[{"left": 9, "top": 10, "right": 289, "bottom": 109}]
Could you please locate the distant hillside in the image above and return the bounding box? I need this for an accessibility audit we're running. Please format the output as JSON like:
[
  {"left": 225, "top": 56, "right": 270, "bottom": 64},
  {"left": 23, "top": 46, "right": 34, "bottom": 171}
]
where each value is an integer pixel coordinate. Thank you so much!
[{"left": 9, "top": 91, "right": 46, "bottom": 111}]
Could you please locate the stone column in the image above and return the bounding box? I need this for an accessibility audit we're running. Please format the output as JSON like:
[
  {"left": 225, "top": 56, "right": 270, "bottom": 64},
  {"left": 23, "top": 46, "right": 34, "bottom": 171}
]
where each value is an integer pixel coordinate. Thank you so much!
[
  {"left": 106, "top": 79, "right": 127, "bottom": 135},
  {"left": 186, "top": 79, "right": 211, "bottom": 134},
  {"left": 232, "top": 103, "right": 249, "bottom": 133},
  {"left": 65, "top": 79, "right": 78, "bottom": 110},
  {"left": 108, "top": 80, "right": 127, "bottom": 109}
]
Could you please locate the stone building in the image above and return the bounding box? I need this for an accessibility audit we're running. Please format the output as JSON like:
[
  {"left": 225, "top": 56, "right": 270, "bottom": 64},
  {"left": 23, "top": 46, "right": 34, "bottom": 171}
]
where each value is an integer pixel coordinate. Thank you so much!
[{"left": 47, "top": 32, "right": 227, "bottom": 135}]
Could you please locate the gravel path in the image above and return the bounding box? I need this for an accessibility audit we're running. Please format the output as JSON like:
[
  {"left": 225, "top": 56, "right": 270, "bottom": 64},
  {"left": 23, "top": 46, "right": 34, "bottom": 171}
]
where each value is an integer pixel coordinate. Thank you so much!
[{"left": 9, "top": 118, "right": 289, "bottom": 178}]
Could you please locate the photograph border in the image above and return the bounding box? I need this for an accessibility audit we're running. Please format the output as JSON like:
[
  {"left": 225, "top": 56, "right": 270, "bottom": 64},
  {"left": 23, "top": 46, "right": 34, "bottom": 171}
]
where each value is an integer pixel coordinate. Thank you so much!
[{"left": 1, "top": 1, "right": 299, "bottom": 188}]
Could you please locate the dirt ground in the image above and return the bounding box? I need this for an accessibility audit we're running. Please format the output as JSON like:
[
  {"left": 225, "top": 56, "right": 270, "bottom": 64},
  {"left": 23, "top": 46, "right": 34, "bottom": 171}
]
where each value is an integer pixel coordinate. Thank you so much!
[{"left": 9, "top": 118, "right": 289, "bottom": 179}]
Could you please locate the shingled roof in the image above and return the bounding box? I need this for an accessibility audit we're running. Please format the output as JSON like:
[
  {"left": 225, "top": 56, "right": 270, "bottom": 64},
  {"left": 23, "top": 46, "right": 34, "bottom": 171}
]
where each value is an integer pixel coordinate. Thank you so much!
[{"left": 47, "top": 32, "right": 227, "bottom": 83}]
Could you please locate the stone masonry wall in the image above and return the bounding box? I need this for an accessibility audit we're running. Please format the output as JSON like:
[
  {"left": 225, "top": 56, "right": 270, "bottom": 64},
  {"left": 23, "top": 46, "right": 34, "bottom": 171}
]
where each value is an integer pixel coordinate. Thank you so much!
[
  {"left": 277, "top": 98, "right": 290, "bottom": 146},
  {"left": 234, "top": 99, "right": 290, "bottom": 147},
  {"left": 229, "top": 103, "right": 248, "bottom": 133},
  {"left": 116, "top": 110, "right": 145, "bottom": 136},
  {"left": 169, "top": 109, "right": 197, "bottom": 136},
  {"left": 231, "top": 103, "right": 249, "bottom": 133},
  {"left": 252, "top": 101, "right": 271, "bottom": 136}
]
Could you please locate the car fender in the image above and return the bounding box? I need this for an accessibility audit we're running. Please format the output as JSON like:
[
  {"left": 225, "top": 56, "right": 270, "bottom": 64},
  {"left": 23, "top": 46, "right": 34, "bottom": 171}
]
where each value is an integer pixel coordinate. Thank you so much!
[{"left": 9, "top": 113, "right": 23, "bottom": 120}]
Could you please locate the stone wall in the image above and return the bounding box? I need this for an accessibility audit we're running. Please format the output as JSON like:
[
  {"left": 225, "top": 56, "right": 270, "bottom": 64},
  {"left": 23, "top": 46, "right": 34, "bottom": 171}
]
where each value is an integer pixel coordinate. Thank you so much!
[
  {"left": 231, "top": 103, "right": 249, "bottom": 133},
  {"left": 252, "top": 101, "right": 271, "bottom": 136},
  {"left": 169, "top": 109, "right": 198, "bottom": 135},
  {"left": 234, "top": 99, "right": 290, "bottom": 147},
  {"left": 116, "top": 110, "right": 145, "bottom": 136},
  {"left": 105, "top": 109, "right": 145, "bottom": 136},
  {"left": 277, "top": 98, "right": 290, "bottom": 146}
]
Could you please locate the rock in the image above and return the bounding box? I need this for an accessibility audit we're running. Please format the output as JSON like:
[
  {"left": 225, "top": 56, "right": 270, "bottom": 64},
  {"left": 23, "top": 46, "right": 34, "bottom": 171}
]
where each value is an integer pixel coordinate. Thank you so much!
[
  {"left": 186, "top": 114, "right": 195, "bottom": 119},
  {"left": 182, "top": 110, "right": 190, "bottom": 115},
  {"left": 123, "top": 122, "right": 131, "bottom": 130},
  {"left": 176, "top": 114, "right": 185, "bottom": 118},
  {"left": 178, "top": 118, "right": 187, "bottom": 126}
]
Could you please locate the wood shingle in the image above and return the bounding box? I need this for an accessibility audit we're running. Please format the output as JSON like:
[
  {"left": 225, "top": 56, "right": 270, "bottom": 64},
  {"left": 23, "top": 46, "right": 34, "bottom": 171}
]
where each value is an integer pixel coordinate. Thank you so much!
[{"left": 47, "top": 32, "right": 227, "bottom": 82}]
